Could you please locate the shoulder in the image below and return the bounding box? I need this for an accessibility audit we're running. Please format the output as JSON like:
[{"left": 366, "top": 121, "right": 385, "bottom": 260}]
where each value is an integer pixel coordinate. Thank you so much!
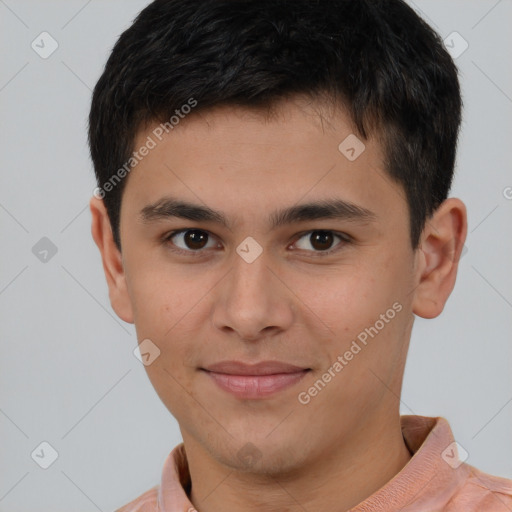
[
  {"left": 447, "top": 463, "right": 512, "bottom": 511},
  {"left": 114, "top": 485, "right": 159, "bottom": 512}
]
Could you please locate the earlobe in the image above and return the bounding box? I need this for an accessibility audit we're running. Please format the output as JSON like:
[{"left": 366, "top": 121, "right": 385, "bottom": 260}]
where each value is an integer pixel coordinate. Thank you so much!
[
  {"left": 411, "top": 198, "right": 467, "bottom": 319},
  {"left": 89, "top": 196, "right": 134, "bottom": 324}
]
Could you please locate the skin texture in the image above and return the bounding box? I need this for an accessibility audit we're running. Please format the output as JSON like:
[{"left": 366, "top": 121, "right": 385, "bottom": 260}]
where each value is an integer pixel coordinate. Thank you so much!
[{"left": 90, "top": 96, "right": 467, "bottom": 512}]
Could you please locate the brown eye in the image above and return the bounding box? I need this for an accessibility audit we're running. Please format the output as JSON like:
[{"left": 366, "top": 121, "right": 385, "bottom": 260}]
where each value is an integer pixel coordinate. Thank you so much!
[
  {"left": 309, "top": 231, "right": 334, "bottom": 251},
  {"left": 293, "top": 230, "right": 348, "bottom": 254},
  {"left": 165, "top": 229, "right": 217, "bottom": 252},
  {"left": 182, "top": 230, "right": 209, "bottom": 250}
]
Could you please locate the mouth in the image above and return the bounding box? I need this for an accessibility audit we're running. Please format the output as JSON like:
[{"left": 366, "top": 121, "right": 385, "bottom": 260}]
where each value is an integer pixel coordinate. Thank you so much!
[{"left": 200, "top": 361, "right": 311, "bottom": 399}]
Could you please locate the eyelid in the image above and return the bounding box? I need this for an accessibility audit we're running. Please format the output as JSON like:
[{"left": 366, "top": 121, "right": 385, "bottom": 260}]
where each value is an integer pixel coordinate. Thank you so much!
[{"left": 162, "top": 228, "right": 352, "bottom": 256}]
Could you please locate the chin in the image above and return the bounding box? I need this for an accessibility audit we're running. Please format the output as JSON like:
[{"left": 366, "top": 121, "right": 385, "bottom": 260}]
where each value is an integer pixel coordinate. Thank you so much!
[{"left": 214, "top": 436, "right": 309, "bottom": 477}]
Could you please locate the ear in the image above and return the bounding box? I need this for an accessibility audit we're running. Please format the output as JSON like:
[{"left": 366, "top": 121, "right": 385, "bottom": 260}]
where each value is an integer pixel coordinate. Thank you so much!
[
  {"left": 411, "top": 198, "right": 467, "bottom": 319},
  {"left": 89, "top": 196, "right": 134, "bottom": 324}
]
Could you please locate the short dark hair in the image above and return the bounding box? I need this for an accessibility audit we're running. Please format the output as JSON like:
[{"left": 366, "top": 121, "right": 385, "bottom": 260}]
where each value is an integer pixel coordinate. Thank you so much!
[{"left": 88, "top": 0, "right": 462, "bottom": 251}]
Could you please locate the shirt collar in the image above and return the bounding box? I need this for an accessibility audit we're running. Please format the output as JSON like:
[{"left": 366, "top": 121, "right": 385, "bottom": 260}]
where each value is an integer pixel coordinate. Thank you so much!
[{"left": 157, "top": 415, "right": 470, "bottom": 511}]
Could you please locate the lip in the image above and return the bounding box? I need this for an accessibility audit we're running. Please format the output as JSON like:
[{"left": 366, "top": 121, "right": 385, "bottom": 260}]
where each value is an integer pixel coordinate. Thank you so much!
[
  {"left": 203, "top": 360, "right": 309, "bottom": 375},
  {"left": 201, "top": 361, "right": 311, "bottom": 399}
]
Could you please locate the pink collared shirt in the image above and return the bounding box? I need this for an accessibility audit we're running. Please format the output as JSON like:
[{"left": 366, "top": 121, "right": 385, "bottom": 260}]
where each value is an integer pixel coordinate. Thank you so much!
[{"left": 115, "top": 415, "right": 512, "bottom": 511}]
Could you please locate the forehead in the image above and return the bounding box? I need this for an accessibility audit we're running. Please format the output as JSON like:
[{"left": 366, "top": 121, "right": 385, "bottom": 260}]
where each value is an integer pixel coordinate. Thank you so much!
[{"left": 121, "top": 98, "right": 405, "bottom": 231}]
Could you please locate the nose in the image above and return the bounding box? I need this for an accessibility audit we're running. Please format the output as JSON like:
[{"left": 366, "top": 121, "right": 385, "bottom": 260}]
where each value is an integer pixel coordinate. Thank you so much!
[{"left": 211, "top": 247, "right": 294, "bottom": 342}]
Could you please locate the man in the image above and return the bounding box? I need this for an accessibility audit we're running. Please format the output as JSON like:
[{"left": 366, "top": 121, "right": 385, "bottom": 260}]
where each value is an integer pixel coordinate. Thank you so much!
[{"left": 88, "top": 0, "right": 512, "bottom": 510}]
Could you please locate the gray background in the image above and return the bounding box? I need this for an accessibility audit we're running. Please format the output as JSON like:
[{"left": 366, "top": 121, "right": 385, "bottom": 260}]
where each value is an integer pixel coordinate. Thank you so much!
[{"left": 1, "top": 0, "right": 511, "bottom": 510}]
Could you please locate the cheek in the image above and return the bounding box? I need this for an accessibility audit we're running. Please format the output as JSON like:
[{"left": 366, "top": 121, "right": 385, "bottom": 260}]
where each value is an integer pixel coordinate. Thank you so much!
[
  {"left": 127, "top": 267, "right": 189, "bottom": 337},
  {"left": 289, "top": 266, "right": 384, "bottom": 331},
  {"left": 140, "top": 320, "right": 199, "bottom": 421},
  {"left": 127, "top": 276, "right": 203, "bottom": 395},
  {"left": 292, "top": 258, "right": 408, "bottom": 361}
]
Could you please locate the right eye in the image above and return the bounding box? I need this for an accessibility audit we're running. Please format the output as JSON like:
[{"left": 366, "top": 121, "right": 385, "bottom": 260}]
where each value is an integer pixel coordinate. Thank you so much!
[{"left": 162, "top": 229, "right": 221, "bottom": 255}]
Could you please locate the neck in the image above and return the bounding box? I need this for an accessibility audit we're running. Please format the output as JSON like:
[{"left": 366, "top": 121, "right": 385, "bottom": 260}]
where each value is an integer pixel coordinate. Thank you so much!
[{"left": 185, "top": 408, "right": 412, "bottom": 512}]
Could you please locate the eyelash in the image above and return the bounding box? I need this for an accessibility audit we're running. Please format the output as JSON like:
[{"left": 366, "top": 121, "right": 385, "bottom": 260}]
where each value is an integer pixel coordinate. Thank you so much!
[{"left": 161, "top": 229, "right": 352, "bottom": 258}]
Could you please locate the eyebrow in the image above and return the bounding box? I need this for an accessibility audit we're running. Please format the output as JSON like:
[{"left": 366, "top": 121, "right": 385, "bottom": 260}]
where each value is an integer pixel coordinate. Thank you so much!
[{"left": 139, "top": 196, "right": 377, "bottom": 230}]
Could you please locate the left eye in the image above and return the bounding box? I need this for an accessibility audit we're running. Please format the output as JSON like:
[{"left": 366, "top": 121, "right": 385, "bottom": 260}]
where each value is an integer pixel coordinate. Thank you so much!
[{"left": 292, "top": 230, "right": 348, "bottom": 254}]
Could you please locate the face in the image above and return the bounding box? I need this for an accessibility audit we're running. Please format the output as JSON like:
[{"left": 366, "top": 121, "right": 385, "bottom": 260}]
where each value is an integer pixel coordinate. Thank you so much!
[{"left": 92, "top": 96, "right": 463, "bottom": 475}]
